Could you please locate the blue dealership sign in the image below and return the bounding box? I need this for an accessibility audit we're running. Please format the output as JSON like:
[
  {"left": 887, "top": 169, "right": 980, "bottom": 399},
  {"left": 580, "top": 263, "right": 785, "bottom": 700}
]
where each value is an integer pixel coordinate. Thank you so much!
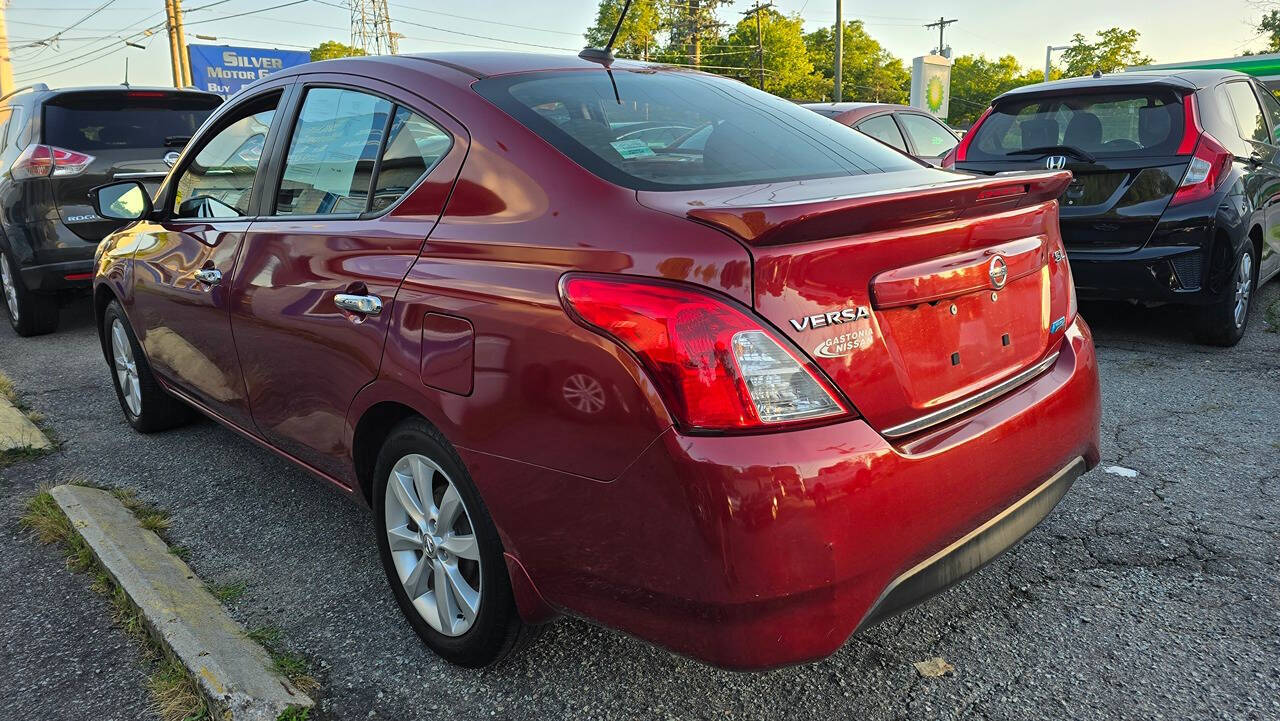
[{"left": 187, "top": 44, "right": 310, "bottom": 98}]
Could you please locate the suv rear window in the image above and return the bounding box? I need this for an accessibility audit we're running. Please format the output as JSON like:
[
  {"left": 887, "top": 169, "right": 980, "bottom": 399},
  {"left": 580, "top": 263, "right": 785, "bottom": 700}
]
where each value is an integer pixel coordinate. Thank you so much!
[
  {"left": 476, "top": 70, "right": 919, "bottom": 191},
  {"left": 967, "top": 91, "right": 1185, "bottom": 161},
  {"left": 43, "top": 92, "right": 221, "bottom": 152}
]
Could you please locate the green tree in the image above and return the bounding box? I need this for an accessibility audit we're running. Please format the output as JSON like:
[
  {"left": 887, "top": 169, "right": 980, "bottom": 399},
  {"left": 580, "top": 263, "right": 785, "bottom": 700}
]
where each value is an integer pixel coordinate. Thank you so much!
[
  {"left": 666, "top": 0, "right": 731, "bottom": 66},
  {"left": 1245, "top": 10, "right": 1280, "bottom": 54},
  {"left": 947, "top": 54, "right": 1062, "bottom": 126},
  {"left": 1060, "top": 28, "right": 1152, "bottom": 77},
  {"left": 584, "top": 0, "right": 665, "bottom": 60},
  {"left": 310, "top": 41, "right": 365, "bottom": 62},
  {"left": 714, "top": 9, "right": 825, "bottom": 99},
  {"left": 804, "top": 21, "right": 909, "bottom": 104}
]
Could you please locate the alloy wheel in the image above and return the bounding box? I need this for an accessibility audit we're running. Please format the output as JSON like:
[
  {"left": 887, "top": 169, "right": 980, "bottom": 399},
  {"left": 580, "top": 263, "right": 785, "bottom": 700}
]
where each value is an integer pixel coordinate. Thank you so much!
[
  {"left": 0, "top": 253, "right": 18, "bottom": 322},
  {"left": 1234, "top": 251, "right": 1252, "bottom": 329},
  {"left": 384, "top": 453, "right": 482, "bottom": 637},
  {"left": 111, "top": 319, "right": 142, "bottom": 416},
  {"left": 561, "top": 372, "right": 606, "bottom": 414}
]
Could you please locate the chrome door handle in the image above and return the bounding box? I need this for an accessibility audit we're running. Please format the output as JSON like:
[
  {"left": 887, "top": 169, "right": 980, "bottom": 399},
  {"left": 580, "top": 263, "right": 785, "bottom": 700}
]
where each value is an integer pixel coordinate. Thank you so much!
[
  {"left": 334, "top": 293, "right": 383, "bottom": 316},
  {"left": 194, "top": 268, "right": 222, "bottom": 285}
]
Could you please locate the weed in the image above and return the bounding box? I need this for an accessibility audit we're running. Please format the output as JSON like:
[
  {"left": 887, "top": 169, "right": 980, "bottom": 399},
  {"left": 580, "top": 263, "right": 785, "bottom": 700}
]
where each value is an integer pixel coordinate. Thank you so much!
[
  {"left": 276, "top": 706, "right": 311, "bottom": 721},
  {"left": 148, "top": 655, "right": 212, "bottom": 721},
  {"left": 209, "top": 580, "right": 248, "bottom": 604}
]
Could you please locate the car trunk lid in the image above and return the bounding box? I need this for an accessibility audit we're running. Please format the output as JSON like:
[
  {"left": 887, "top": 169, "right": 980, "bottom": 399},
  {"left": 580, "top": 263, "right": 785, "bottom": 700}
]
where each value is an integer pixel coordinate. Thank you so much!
[
  {"left": 639, "top": 167, "right": 1076, "bottom": 434},
  {"left": 955, "top": 86, "right": 1191, "bottom": 252}
]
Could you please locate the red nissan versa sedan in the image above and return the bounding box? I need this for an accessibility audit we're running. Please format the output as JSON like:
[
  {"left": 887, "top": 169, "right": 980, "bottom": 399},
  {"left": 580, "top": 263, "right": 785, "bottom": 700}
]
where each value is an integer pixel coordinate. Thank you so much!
[{"left": 89, "top": 52, "right": 1100, "bottom": 670}]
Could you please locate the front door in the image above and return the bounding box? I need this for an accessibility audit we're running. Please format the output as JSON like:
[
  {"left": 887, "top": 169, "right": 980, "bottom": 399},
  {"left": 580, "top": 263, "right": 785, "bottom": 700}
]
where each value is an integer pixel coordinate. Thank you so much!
[
  {"left": 1249, "top": 82, "right": 1280, "bottom": 279},
  {"left": 130, "top": 88, "right": 289, "bottom": 428},
  {"left": 230, "top": 81, "right": 464, "bottom": 480}
]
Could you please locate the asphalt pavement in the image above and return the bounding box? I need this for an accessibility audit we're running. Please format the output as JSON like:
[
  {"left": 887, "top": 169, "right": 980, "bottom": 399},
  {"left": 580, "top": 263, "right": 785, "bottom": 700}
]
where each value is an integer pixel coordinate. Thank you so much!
[{"left": 1, "top": 283, "right": 1277, "bottom": 721}]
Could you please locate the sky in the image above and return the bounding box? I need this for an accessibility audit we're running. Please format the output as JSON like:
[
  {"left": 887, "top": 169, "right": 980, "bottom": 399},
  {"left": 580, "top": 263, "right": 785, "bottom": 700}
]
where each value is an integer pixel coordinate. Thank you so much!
[{"left": 5, "top": 0, "right": 1272, "bottom": 90}]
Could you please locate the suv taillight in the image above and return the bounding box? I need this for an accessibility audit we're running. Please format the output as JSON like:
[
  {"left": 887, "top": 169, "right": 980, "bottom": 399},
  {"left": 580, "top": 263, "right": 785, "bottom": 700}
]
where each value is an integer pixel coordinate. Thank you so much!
[
  {"left": 12, "top": 144, "right": 95, "bottom": 180},
  {"left": 560, "top": 276, "right": 850, "bottom": 432},
  {"left": 942, "top": 106, "right": 993, "bottom": 169}
]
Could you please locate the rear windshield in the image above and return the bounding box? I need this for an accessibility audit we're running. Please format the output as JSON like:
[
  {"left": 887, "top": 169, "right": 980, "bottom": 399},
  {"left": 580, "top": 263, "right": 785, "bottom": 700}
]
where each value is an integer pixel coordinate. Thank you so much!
[
  {"left": 43, "top": 93, "right": 221, "bottom": 152},
  {"left": 475, "top": 70, "right": 919, "bottom": 191},
  {"left": 967, "top": 90, "right": 1185, "bottom": 161}
]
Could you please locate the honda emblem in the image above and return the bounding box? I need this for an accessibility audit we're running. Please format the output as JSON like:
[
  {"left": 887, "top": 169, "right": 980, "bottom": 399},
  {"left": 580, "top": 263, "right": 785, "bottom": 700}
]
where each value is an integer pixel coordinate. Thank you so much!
[{"left": 1045, "top": 155, "right": 1068, "bottom": 170}]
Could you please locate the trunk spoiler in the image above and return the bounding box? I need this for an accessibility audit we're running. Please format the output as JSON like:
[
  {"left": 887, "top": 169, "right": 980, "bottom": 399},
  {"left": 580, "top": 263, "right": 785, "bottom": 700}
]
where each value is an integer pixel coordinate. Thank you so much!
[{"left": 680, "top": 171, "right": 1072, "bottom": 247}]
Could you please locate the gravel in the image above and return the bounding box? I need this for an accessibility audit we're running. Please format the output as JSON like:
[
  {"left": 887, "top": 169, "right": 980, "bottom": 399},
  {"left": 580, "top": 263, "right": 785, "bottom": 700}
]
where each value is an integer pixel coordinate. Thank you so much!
[{"left": 1, "top": 282, "right": 1277, "bottom": 721}]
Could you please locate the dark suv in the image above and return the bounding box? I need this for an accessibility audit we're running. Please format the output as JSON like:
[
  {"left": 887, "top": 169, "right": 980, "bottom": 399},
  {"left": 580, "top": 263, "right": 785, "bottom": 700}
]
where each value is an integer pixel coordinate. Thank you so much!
[
  {"left": 0, "top": 84, "right": 221, "bottom": 336},
  {"left": 946, "top": 70, "right": 1280, "bottom": 345}
]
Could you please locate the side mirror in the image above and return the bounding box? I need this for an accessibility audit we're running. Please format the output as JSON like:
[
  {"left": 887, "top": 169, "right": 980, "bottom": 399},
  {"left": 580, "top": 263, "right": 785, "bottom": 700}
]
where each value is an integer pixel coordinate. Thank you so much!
[{"left": 91, "top": 181, "right": 152, "bottom": 221}]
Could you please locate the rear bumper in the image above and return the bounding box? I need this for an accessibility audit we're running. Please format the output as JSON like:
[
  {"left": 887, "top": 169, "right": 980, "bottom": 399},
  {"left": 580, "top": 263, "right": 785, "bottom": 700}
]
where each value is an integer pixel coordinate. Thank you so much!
[
  {"left": 18, "top": 259, "right": 96, "bottom": 292},
  {"left": 466, "top": 318, "right": 1101, "bottom": 669},
  {"left": 1069, "top": 243, "right": 1222, "bottom": 305}
]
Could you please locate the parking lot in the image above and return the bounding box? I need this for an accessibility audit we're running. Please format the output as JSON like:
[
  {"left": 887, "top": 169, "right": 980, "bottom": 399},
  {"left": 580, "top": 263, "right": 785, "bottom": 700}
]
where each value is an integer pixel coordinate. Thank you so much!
[{"left": 1, "top": 285, "right": 1278, "bottom": 721}]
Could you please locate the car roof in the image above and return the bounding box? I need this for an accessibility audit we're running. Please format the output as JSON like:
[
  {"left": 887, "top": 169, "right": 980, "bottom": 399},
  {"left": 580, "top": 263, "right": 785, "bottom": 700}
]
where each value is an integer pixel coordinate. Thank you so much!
[
  {"left": 995, "top": 68, "right": 1251, "bottom": 103},
  {"left": 801, "top": 102, "right": 889, "bottom": 112},
  {"left": 284, "top": 51, "right": 665, "bottom": 84}
]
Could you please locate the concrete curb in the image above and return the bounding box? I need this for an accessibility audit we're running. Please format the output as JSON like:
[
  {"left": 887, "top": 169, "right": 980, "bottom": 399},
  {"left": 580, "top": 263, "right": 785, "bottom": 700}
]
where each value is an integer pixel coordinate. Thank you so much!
[
  {"left": 50, "top": 485, "right": 313, "bottom": 721},
  {"left": 0, "top": 393, "right": 49, "bottom": 452}
]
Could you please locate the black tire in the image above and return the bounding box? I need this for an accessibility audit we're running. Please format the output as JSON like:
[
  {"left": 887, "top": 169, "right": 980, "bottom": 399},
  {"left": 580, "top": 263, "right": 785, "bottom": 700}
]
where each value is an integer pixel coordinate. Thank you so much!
[
  {"left": 102, "top": 300, "right": 193, "bottom": 433},
  {"left": 373, "top": 416, "right": 534, "bottom": 668},
  {"left": 0, "top": 248, "right": 59, "bottom": 337},
  {"left": 1194, "top": 243, "right": 1258, "bottom": 347}
]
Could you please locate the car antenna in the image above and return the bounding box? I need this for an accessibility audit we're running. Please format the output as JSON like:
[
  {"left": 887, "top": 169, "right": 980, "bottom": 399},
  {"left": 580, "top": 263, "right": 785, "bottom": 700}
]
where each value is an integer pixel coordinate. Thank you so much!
[
  {"left": 579, "top": 0, "right": 631, "bottom": 66},
  {"left": 1092, "top": 69, "right": 1102, "bottom": 78},
  {"left": 123, "top": 58, "right": 131, "bottom": 88}
]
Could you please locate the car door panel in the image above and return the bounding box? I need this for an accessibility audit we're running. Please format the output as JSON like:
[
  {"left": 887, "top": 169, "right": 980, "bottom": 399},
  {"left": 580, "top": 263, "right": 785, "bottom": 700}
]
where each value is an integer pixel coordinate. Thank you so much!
[
  {"left": 128, "top": 84, "right": 293, "bottom": 430},
  {"left": 229, "top": 76, "right": 469, "bottom": 483},
  {"left": 1250, "top": 82, "right": 1280, "bottom": 278}
]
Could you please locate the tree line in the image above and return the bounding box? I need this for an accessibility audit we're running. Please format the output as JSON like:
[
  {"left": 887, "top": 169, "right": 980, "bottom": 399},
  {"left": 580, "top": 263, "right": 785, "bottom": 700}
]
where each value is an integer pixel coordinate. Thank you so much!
[{"left": 583, "top": 0, "right": 1154, "bottom": 126}]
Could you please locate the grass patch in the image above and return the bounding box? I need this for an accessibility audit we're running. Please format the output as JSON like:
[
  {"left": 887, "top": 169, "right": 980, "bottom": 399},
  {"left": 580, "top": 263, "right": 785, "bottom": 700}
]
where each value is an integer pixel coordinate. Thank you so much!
[
  {"left": 276, "top": 706, "right": 311, "bottom": 721},
  {"left": 209, "top": 580, "right": 247, "bottom": 604},
  {"left": 169, "top": 545, "right": 192, "bottom": 561},
  {"left": 0, "top": 372, "right": 15, "bottom": 404},
  {"left": 0, "top": 371, "right": 58, "bottom": 467},
  {"left": 109, "top": 488, "right": 172, "bottom": 534},
  {"left": 1264, "top": 299, "right": 1280, "bottom": 333},
  {"left": 247, "top": 625, "right": 320, "bottom": 695},
  {"left": 148, "top": 655, "right": 213, "bottom": 721}
]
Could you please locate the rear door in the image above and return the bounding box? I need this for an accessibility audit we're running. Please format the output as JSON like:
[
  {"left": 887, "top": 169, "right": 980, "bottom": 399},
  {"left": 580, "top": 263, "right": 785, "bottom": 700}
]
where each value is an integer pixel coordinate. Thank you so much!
[
  {"left": 958, "top": 89, "right": 1191, "bottom": 252},
  {"left": 1255, "top": 83, "right": 1280, "bottom": 278},
  {"left": 230, "top": 77, "right": 467, "bottom": 480},
  {"left": 41, "top": 90, "right": 221, "bottom": 242}
]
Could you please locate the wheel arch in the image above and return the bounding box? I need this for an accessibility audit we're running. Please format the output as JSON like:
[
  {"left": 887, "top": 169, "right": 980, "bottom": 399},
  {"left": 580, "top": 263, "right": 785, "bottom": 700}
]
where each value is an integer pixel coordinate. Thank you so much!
[{"left": 350, "top": 398, "right": 424, "bottom": 507}]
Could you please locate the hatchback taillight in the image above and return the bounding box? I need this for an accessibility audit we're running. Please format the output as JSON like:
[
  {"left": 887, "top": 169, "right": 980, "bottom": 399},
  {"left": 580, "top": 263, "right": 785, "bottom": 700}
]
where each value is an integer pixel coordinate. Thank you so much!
[
  {"left": 12, "top": 144, "right": 95, "bottom": 179},
  {"left": 942, "top": 106, "right": 993, "bottom": 169},
  {"left": 560, "top": 276, "right": 850, "bottom": 432},
  {"left": 1170, "top": 133, "right": 1232, "bottom": 207}
]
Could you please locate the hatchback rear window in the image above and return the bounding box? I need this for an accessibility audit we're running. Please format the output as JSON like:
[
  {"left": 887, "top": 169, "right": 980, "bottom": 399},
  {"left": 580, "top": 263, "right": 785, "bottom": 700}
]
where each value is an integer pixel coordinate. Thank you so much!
[
  {"left": 476, "top": 70, "right": 919, "bottom": 191},
  {"left": 967, "top": 91, "right": 1185, "bottom": 161},
  {"left": 43, "top": 93, "right": 221, "bottom": 152}
]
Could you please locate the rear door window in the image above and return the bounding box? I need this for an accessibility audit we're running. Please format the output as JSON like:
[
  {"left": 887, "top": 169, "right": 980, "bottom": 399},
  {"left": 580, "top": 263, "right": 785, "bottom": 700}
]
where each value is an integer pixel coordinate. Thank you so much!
[
  {"left": 856, "top": 115, "right": 907, "bottom": 152},
  {"left": 967, "top": 91, "right": 1185, "bottom": 160},
  {"left": 43, "top": 92, "right": 220, "bottom": 151},
  {"left": 1222, "top": 82, "right": 1270, "bottom": 144},
  {"left": 896, "top": 113, "right": 958, "bottom": 157},
  {"left": 476, "top": 70, "right": 919, "bottom": 191},
  {"left": 1257, "top": 86, "right": 1280, "bottom": 145},
  {"left": 369, "top": 107, "right": 452, "bottom": 213}
]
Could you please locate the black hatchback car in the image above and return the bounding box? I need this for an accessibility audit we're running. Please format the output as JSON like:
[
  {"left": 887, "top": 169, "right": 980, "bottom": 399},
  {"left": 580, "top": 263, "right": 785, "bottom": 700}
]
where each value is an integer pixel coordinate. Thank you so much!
[
  {"left": 0, "top": 84, "right": 221, "bottom": 336},
  {"left": 946, "top": 69, "right": 1279, "bottom": 345}
]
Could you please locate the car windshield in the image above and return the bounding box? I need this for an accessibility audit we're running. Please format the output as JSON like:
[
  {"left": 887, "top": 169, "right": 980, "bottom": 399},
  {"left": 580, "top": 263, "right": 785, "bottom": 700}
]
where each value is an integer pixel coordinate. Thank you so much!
[
  {"left": 967, "top": 90, "right": 1186, "bottom": 161},
  {"left": 43, "top": 92, "right": 220, "bottom": 152},
  {"left": 476, "top": 69, "right": 919, "bottom": 191}
]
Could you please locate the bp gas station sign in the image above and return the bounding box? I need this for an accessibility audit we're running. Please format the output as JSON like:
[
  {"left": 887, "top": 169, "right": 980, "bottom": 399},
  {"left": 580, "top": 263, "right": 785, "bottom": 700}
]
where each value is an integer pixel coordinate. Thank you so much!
[{"left": 910, "top": 55, "right": 952, "bottom": 121}]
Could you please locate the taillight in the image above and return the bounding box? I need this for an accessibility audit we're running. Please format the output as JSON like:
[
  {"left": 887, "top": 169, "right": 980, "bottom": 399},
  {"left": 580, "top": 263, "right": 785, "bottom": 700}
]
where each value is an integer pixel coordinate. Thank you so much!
[
  {"left": 11, "top": 144, "right": 95, "bottom": 179},
  {"left": 1170, "top": 132, "right": 1232, "bottom": 207},
  {"left": 943, "top": 106, "right": 993, "bottom": 169},
  {"left": 560, "top": 276, "right": 850, "bottom": 432}
]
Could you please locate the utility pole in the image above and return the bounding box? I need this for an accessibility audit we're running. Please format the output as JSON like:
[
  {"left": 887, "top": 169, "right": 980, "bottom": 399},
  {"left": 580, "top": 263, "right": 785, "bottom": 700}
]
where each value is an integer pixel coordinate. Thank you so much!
[
  {"left": 163, "top": 0, "right": 183, "bottom": 88},
  {"left": 742, "top": 2, "right": 771, "bottom": 91},
  {"left": 172, "top": 0, "right": 192, "bottom": 87},
  {"left": 924, "top": 16, "right": 956, "bottom": 57},
  {"left": 833, "top": 0, "right": 842, "bottom": 102},
  {"left": 1044, "top": 44, "right": 1069, "bottom": 82},
  {"left": 0, "top": 1, "right": 12, "bottom": 98}
]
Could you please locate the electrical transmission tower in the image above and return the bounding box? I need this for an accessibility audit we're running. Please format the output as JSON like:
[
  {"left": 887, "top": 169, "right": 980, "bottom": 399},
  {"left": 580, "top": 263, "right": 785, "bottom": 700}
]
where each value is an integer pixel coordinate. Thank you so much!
[{"left": 350, "top": 0, "right": 398, "bottom": 55}]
